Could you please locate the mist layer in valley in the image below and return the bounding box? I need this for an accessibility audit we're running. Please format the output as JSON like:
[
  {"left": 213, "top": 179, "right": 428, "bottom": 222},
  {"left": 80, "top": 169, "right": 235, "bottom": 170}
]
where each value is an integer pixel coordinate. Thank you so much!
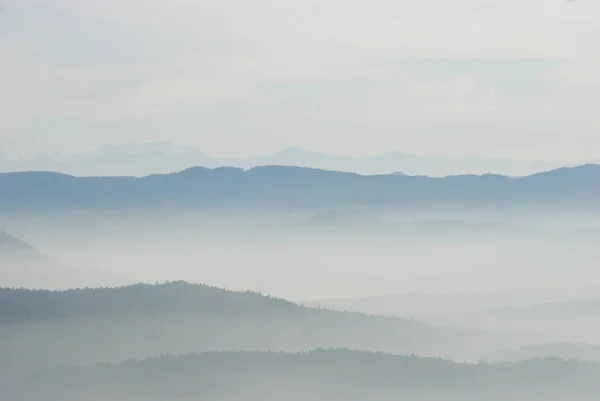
[{"left": 3, "top": 205, "right": 600, "bottom": 300}]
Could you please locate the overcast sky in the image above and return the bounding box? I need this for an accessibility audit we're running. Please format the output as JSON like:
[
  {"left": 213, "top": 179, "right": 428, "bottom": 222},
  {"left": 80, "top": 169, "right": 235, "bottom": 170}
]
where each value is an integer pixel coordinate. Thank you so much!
[{"left": 1, "top": 0, "right": 599, "bottom": 160}]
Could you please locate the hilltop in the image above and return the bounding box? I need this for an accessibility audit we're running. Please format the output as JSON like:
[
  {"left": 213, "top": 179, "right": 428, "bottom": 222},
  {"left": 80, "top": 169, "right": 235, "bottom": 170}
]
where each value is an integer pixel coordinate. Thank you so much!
[
  {"left": 0, "top": 281, "right": 305, "bottom": 322},
  {"left": 483, "top": 342, "right": 600, "bottom": 363}
]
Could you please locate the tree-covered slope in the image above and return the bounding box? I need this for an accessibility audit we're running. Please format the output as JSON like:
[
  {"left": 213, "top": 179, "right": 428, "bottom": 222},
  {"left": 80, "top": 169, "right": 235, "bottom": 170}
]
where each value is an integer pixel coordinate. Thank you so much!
[
  {"left": 0, "top": 282, "right": 529, "bottom": 375},
  {"left": 8, "top": 349, "right": 600, "bottom": 401}
]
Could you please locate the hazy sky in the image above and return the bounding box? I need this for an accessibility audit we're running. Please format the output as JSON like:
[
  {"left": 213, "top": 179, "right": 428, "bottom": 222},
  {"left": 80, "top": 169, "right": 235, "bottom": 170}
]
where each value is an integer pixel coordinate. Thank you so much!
[{"left": 1, "top": 0, "right": 599, "bottom": 160}]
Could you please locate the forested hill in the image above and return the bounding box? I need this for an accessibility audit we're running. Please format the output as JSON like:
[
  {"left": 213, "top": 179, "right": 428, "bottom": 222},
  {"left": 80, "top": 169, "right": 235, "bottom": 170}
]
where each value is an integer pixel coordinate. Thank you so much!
[
  {"left": 0, "top": 282, "right": 307, "bottom": 322},
  {"left": 10, "top": 349, "right": 600, "bottom": 401},
  {"left": 0, "top": 282, "right": 520, "bottom": 369},
  {"left": 0, "top": 164, "right": 599, "bottom": 212}
]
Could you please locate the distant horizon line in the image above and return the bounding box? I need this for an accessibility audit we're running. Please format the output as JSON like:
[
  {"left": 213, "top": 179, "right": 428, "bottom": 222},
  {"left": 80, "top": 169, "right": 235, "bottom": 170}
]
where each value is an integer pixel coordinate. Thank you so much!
[{"left": 1, "top": 141, "right": 595, "bottom": 164}]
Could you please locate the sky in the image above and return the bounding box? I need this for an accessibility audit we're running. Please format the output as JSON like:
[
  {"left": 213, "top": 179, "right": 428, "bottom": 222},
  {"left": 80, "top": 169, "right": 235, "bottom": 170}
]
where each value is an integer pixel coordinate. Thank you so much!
[{"left": 1, "top": 0, "right": 599, "bottom": 161}]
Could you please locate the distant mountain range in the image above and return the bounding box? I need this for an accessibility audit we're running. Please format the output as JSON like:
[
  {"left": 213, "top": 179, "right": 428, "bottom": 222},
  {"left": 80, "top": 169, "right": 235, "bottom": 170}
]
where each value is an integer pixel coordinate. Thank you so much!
[
  {"left": 0, "top": 142, "right": 578, "bottom": 177},
  {"left": 0, "top": 164, "right": 598, "bottom": 213}
]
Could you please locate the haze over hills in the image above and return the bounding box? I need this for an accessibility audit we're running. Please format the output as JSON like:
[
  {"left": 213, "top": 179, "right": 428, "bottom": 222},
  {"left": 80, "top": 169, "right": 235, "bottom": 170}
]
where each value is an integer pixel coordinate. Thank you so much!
[
  {"left": 0, "top": 164, "right": 599, "bottom": 213},
  {"left": 409, "top": 296, "right": 600, "bottom": 346},
  {"left": 487, "top": 299, "right": 600, "bottom": 320},
  {"left": 0, "top": 230, "right": 38, "bottom": 252},
  {"left": 0, "top": 142, "right": 574, "bottom": 177},
  {"left": 483, "top": 342, "right": 600, "bottom": 363},
  {"left": 302, "top": 288, "right": 600, "bottom": 318},
  {"left": 0, "top": 230, "right": 128, "bottom": 290},
  {"left": 305, "top": 289, "right": 600, "bottom": 344}
]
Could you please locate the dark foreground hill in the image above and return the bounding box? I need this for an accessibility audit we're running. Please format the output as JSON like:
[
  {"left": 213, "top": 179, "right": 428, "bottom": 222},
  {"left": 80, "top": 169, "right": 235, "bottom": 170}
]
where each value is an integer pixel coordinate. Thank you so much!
[
  {"left": 0, "top": 282, "right": 532, "bottom": 376},
  {"left": 7, "top": 349, "right": 600, "bottom": 401},
  {"left": 0, "top": 164, "right": 599, "bottom": 212}
]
